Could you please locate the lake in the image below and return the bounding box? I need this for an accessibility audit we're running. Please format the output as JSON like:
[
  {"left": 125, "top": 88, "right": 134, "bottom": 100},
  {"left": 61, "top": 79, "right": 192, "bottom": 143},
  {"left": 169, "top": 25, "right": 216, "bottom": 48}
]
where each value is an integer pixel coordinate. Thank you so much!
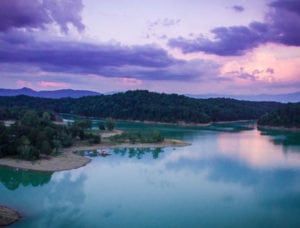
[{"left": 1, "top": 121, "right": 300, "bottom": 228}]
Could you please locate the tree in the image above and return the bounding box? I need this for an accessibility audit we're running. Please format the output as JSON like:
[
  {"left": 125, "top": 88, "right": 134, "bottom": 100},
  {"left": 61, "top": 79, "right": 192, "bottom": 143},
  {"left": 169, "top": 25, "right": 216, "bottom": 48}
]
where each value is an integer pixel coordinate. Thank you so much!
[
  {"left": 74, "top": 119, "right": 92, "bottom": 129},
  {"left": 0, "top": 122, "right": 8, "bottom": 158},
  {"left": 17, "top": 136, "right": 39, "bottom": 160},
  {"left": 88, "top": 134, "right": 101, "bottom": 144},
  {"left": 105, "top": 118, "right": 115, "bottom": 131},
  {"left": 60, "top": 132, "right": 73, "bottom": 147},
  {"left": 21, "top": 110, "right": 39, "bottom": 126},
  {"left": 52, "top": 139, "right": 61, "bottom": 155},
  {"left": 98, "top": 122, "right": 105, "bottom": 130},
  {"left": 41, "top": 112, "right": 51, "bottom": 125},
  {"left": 40, "top": 140, "right": 52, "bottom": 155}
]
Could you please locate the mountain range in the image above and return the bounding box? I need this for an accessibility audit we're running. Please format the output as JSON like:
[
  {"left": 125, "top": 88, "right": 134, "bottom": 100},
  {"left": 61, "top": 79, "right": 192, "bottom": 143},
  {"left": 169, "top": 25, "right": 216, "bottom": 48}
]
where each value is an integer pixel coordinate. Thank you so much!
[
  {"left": 0, "top": 87, "right": 101, "bottom": 99},
  {"left": 0, "top": 87, "right": 299, "bottom": 102}
]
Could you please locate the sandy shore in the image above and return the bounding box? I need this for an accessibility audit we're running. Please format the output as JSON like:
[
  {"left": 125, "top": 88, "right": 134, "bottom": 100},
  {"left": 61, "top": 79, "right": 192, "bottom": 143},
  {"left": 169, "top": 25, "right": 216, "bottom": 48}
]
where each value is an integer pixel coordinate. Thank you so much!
[
  {"left": 0, "top": 149, "right": 91, "bottom": 172},
  {"left": 0, "top": 205, "right": 21, "bottom": 226},
  {"left": 0, "top": 139, "right": 189, "bottom": 172},
  {"left": 100, "top": 129, "right": 123, "bottom": 138}
]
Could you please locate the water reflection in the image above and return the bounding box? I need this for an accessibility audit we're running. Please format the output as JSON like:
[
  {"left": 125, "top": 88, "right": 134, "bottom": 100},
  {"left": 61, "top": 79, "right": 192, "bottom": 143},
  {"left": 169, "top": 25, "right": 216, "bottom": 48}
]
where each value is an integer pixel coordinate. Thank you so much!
[
  {"left": 6, "top": 171, "right": 88, "bottom": 228},
  {"left": 0, "top": 167, "right": 52, "bottom": 190},
  {"left": 114, "top": 147, "right": 163, "bottom": 159},
  {"left": 1, "top": 121, "right": 300, "bottom": 227},
  {"left": 81, "top": 147, "right": 164, "bottom": 160},
  {"left": 258, "top": 127, "right": 300, "bottom": 146},
  {"left": 217, "top": 129, "right": 300, "bottom": 169}
]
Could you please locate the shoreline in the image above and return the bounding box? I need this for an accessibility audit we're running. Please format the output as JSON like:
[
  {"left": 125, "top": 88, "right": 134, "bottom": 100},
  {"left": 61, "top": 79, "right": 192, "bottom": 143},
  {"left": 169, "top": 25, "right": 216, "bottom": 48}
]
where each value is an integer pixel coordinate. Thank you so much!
[
  {"left": 100, "top": 118, "right": 255, "bottom": 128},
  {"left": 0, "top": 205, "right": 21, "bottom": 226},
  {"left": 257, "top": 125, "right": 300, "bottom": 132},
  {"left": 0, "top": 149, "right": 91, "bottom": 172},
  {"left": 0, "top": 139, "right": 190, "bottom": 172},
  {"left": 3, "top": 118, "right": 255, "bottom": 128},
  {"left": 58, "top": 113, "right": 255, "bottom": 127}
]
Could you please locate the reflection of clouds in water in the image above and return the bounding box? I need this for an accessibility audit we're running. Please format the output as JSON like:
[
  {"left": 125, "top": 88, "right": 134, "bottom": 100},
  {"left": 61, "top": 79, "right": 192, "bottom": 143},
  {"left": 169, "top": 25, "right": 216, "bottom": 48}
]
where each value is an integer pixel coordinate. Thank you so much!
[
  {"left": 15, "top": 171, "right": 87, "bottom": 228},
  {"left": 153, "top": 129, "right": 300, "bottom": 214},
  {"left": 158, "top": 128, "right": 300, "bottom": 171},
  {"left": 217, "top": 129, "right": 300, "bottom": 169},
  {"left": 52, "top": 167, "right": 86, "bottom": 183},
  {"left": 162, "top": 147, "right": 300, "bottom": 215}
]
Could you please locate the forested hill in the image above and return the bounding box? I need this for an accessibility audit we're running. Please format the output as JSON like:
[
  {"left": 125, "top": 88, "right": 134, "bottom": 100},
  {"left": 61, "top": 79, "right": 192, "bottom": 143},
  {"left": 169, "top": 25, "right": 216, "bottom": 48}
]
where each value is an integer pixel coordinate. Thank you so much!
[
  {"left": 258, "top": 103, "right": 300, "bottom": 128},
  {"left": 0, "top": 90, "right": 283, "bottom": 124}
]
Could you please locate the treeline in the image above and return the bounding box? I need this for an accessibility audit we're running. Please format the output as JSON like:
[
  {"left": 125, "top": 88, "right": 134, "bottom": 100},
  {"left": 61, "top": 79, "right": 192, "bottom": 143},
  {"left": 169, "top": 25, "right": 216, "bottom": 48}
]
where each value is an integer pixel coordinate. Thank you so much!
[
  {"left": 111, "top": 131, "right": 164, "bottom": 144},
  {"left": 258, "top": 103, "right": 300, "bottom": 128},
  {"left": 0, "top": 111, "right": 100, "bottom": 160},
  {"left": 0, "top": 90, "right": 283, "bottom": 124}
]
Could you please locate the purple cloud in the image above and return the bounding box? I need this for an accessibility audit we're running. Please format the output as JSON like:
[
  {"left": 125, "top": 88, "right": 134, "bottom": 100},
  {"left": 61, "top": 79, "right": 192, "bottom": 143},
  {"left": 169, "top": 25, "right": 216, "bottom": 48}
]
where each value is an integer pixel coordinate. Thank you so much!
[
  {"left": 225, "top": 67, "right": 276, "bottom": 82},
  {"left": 266, "top": 68, "right": 275, "bottom": 74},
  {"left": 0, "top": 0, "right": 84, "bottom": 33},
  {"left": 0, "top": 32, "right": 219, "bottom": 81},
  {"left": 267, "top": 0, "right": 300, "bottom": 46},
  {"left": 232, "top": 5, "right": 245, "bottom": 12},
  {"left": 168, "top": 0, "right": 300, "bottom": 56},
  {"left": 148, "top": 18, "right": 181, "bottom": 28},
  {"left": 169, "top": 23, "right": 267, "bottom": 56}
]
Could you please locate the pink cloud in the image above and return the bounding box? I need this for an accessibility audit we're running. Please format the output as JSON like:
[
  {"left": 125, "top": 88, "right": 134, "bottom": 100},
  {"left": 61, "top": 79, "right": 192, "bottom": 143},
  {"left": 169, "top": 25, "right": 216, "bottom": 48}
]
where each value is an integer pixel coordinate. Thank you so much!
[
  {"left": 120, "top": 77, "right": 142, "bottom": 86},
  {"left": 16, "top": 80, "right": 33, "bottom": 88},
  {"left": 38, "top": 81, "right": 69, "bottom": 89}
]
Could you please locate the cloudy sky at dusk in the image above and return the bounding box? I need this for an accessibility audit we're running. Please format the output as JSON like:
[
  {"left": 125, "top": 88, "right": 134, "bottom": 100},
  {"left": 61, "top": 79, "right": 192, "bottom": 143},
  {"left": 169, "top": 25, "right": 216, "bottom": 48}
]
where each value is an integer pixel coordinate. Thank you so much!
[{"left": 0, "top": 0, "right": 299, "bottom": 94}]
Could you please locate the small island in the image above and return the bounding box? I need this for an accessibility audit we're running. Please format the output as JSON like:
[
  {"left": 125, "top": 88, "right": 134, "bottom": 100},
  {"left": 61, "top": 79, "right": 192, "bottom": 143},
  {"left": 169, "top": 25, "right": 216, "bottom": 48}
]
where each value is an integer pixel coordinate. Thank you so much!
[{"left": 0, "top": 108, "right": 189, "bottom": 172}]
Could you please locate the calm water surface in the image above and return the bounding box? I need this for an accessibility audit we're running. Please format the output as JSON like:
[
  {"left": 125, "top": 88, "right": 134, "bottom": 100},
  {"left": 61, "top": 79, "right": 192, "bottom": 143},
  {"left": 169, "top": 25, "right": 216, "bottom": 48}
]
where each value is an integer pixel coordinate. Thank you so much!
[{"left": 1, "top": 122, "right": 300, "bottom": 228}]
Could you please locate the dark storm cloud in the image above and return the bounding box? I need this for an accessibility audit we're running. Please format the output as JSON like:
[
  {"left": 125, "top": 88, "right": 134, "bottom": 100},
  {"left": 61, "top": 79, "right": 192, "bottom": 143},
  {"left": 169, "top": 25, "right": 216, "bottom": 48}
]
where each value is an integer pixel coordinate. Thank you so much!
[
  {"left": 168, "top": 0, "right": 300, "bottom": 56},
  {"left": 0, "top": 0, "right": 84, "bottom": 33}
]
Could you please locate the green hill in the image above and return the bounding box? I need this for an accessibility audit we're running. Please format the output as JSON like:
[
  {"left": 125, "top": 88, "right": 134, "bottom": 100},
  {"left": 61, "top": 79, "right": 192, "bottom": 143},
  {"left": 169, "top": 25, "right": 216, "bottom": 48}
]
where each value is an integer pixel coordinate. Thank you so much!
[
  {"left": 258, "top": 103, "right": 300, "bottom": 128},
  {"left": 0, "top": 90, "right": 283, "bottom": 124}
]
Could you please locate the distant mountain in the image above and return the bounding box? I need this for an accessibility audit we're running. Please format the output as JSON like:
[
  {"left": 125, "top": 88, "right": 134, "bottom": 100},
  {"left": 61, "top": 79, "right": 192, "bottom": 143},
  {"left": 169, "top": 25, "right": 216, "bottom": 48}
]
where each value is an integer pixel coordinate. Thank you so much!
[
  {"left": 0, "top": 87, "right": 101, "bottom": 99},
  {"left": 186, "top": 92, "right": 300, "bottom": 103}
]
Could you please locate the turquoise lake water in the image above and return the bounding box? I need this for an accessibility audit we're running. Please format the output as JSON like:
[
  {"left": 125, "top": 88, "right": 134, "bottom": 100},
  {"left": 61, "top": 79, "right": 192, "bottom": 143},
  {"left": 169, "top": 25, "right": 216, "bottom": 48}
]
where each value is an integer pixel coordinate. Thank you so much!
[{"left": 1, "top": 121, "right": 300, "bottom": 227}]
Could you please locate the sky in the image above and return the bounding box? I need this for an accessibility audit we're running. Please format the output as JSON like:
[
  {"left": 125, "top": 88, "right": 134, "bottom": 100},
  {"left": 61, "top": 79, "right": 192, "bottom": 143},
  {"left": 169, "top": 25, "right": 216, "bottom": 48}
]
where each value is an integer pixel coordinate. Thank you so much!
[{"left": 0, "top": 0, "right": 299, "bottom": 95}]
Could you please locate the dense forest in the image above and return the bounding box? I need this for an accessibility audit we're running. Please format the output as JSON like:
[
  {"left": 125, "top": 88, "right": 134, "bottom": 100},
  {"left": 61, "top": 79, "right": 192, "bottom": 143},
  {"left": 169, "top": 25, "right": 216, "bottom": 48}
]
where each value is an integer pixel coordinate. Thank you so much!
[
  {"left": 0, "top": 90, "right": 283, "bottom": 124},
  {"left": 258, "top": 103, "right": 300, "bottom": 128},
  {"left": 0, "top": 111, "right": 100, "bottom": 160}
]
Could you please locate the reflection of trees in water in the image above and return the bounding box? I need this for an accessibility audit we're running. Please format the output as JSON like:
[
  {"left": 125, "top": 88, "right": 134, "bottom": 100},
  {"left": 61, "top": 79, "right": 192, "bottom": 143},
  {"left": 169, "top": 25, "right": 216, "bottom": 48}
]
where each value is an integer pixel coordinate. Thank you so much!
[
  {"left": 113, "top": 147, "right": 163, "bottom": 159},
  {"left": 259, "top": 129, "right": 300, "bottom": 147},
  {"left": 0, "top": 167, "right": 52, "bottom": 190},
  {"left": 205, "top": 122, "right": 255, "bottom": 133}
]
